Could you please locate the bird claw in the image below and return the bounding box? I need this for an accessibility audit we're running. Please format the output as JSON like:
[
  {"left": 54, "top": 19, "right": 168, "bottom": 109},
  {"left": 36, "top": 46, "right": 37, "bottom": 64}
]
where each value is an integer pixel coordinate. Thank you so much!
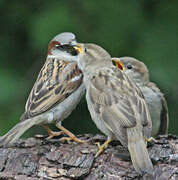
[
  {"left": 95, "top": 142, "right": 102, "bottom": 149},
  {"left": 146, "top": 137, "right": 157, "bottom": 142},
  {"left": 42, "top": 125, "right": 64, "bottom": 140},
  {"left": 95, "top": 142, "right": 106, "bottom": 157},
  {"left": 46, "top": 131, "right": 63, "bottom": 140},
  {"left": 59, "top": 136, "right": 85, "bottom": 144},
  {"left": 146, "top": 137, "right": 158, "bottom": 145},
  {"left": 95, "top": 138, "right": 112, "bottom": 157}
]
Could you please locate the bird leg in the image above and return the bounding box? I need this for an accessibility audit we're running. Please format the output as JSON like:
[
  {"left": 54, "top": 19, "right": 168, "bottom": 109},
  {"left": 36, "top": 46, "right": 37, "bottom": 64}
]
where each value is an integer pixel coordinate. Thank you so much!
[
  {"left": 42, "top": 125, "right": 63, "bottom": 139},
  {"left": 56, "top": 124, "right": 85, "bottom": 143},
  {"left": 95, "top": 137, "right": 113, "bottom": 157}
]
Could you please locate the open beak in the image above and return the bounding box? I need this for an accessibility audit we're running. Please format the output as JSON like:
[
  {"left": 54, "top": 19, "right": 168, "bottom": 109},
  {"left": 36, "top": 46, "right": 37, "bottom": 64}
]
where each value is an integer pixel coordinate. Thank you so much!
[
  {"left": 73, "top": 44, "right": 83, "bottom": 54},
  {"left": 112, "top": 59, "right": 124, "bottom": 71}
]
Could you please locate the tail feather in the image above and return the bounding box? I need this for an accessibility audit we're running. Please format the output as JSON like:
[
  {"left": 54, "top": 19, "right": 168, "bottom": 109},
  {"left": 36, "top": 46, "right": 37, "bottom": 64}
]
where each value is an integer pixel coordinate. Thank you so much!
[
  {"left": 0, "top": 117, "right": 41, "bottom": 147},
  {"left": 127, "top": 128, "right": 153, "bottom": 174}
]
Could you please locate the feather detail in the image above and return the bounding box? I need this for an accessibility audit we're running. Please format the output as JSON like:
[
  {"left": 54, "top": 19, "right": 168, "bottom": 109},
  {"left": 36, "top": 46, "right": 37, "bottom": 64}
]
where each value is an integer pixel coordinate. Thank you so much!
[
  {"left": 86, "top": 67, "right": 153, "bottom": 173},
  {"left": 127, "top": 127, "right": 153, "bottom": 174},
  {"left": 147, "top": 82, "right": 169, "bottom": 135},
  {"left": 87, "top": 67, "right": 151, "bottom": 142},
  {"left": 21, "top": 58, "right": 83, "bottom": 121}
]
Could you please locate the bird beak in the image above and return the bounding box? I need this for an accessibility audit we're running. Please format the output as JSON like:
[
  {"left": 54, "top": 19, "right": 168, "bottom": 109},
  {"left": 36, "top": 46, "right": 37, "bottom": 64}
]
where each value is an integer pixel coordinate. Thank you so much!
[
  {"left": 73, "top": 44, "right": 83, "bottom": 54},
  {"left": 112, "top": 59, "right": 124, "bottom": 71}
]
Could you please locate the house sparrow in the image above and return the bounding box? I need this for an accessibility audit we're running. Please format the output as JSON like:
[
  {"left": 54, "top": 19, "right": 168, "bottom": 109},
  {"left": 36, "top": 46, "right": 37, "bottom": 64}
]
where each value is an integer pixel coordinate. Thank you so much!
[
  {"left": 112, "top": 57, "right": 169, "bottom": 136},
  {"left": 0, "top": 32, "right": 85, "bottom": 147},
  {"left": 74, "top": 43, "right": 153, "bottom": 174}
]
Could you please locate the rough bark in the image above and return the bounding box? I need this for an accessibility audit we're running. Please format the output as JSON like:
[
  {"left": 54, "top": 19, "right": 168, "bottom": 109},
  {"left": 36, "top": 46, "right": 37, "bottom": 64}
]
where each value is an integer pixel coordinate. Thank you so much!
[{"left": 0, "top": 134, "right": 177, "bottom": 180}]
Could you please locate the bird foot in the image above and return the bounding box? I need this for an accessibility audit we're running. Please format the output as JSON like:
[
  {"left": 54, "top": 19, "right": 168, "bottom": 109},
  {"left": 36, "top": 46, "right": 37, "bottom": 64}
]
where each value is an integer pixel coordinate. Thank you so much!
[
  {"left": 146, "top": 137, "right": 158, "bottom": 144},
  {"left": 56, "top": 125, "right": 86, "bottom": 144},
  {"left": 95, "top": 138, "right": 112, "bottom": 157},
  {"left": 47, "top": 131, "right": 63, "bottom": 140},
  {"left": 59, "top": 136, "right": 85, "bottom": 144},
  {"left": 42, "top": 125, "right": 64, "bottom": 139}
]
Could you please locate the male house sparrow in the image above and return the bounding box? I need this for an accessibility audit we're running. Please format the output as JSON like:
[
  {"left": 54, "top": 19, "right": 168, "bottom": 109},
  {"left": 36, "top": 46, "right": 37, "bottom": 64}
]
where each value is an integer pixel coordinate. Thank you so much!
[
  {"left": 74, "top": 43, "right": 153, "bottom": 174},
  {"left": 0, "top": 32, "right": 85, "bottom": 147},
  {"left": 112, "top": 57, "right": 169, "bottom": 136}
]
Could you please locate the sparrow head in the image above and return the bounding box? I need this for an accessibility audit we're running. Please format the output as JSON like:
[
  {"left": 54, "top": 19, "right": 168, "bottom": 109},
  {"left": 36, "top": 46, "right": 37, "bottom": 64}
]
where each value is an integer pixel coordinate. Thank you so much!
[
  {"left": 47, "top": 32, "right": 79, "bottom": 61},
  {"left": 112, "top": 57, "right": 149, "bottom": 85},
  {"left": 73, "top": 43, "right": 112, "bottom": 71}
]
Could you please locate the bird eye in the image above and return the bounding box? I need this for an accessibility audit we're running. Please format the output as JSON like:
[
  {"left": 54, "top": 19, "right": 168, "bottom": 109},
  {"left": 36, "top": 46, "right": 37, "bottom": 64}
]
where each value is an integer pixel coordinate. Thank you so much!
[
  {"left": 127, "top": 64, "right": 132, "bottom": 69},
  {"left": 84, "top": 48, "right": 87, "bottom": 53}
]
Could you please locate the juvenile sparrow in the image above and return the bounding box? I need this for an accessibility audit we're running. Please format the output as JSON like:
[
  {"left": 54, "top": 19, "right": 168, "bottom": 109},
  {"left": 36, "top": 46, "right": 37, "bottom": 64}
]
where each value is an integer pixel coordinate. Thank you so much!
[
  {"left": 112, "top": 57, "right": 169, "bottom": 136},
  {"left": 0, "top": 32, "right": 85, "bottom": 147},
  {"left": 74, "top": 43, "right": 153, "bottom": 174}
]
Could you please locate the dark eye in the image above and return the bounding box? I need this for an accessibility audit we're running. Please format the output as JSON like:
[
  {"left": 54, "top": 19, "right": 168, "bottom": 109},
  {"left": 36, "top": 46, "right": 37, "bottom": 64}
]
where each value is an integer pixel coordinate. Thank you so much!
[
  {"left": 127, "top": 64, "right": 132, "bottom": 69},
  {"left": 84, "top": 48, "right": 87, "bottom": 52}
]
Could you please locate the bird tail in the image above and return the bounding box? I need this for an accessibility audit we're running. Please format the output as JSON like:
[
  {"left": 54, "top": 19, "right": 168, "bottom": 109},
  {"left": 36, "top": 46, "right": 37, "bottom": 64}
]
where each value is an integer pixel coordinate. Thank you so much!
[
  {"left": 0, "top": 117, "right": 40, "bottom": 147},
  {"left": 127, "top": 127, "right": 153, "bottom": 174}
]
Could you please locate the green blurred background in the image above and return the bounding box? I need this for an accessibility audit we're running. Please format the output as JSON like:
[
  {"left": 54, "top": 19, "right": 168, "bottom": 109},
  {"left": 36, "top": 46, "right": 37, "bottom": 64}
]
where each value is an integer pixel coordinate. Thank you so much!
[{"left": 0, "top": 0, "right": 178, "bottom": 138}]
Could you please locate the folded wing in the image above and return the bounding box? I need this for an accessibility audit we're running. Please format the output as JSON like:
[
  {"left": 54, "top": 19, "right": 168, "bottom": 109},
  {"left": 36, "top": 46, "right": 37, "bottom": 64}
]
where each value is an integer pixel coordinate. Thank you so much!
[
  {"left": 21, "top": 58, "right": 83, "bottom": 121},
  {"left": 88, "top": 67, "right": 152, "bottom": 145}
]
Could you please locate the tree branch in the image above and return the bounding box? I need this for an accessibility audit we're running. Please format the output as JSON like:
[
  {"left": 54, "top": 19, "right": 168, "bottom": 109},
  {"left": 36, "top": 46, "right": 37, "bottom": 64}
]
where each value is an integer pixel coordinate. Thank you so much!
[{"left": 0, "top": 134, "right": 177, "bottom": 179}]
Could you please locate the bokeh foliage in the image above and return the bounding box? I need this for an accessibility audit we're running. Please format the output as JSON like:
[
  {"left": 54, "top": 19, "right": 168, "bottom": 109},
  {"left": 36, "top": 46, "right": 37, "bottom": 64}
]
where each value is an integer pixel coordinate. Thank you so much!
[{"left": 0, "top": 0, "right": 178, "bottom": 137}]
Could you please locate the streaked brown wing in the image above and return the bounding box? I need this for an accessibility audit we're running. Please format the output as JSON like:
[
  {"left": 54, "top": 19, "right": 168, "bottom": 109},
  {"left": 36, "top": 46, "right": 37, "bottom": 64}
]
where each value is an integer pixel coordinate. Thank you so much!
[
  {"left": 21, "top": 58, "right": 83, "bottom": 121},
  {"left": 88, "top": 67, "right": 151, "bottom": 138}
]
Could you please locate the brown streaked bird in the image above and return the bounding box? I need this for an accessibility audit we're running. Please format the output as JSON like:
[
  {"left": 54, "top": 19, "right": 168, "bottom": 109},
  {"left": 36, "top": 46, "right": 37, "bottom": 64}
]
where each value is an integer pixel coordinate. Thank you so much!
[
  {"left": 74, "top": 43, "right": 153, "bottom": 174},
  {"left": 0, "top": 32, "right": 85, "bottom": 147},
  {"left": 112, "top": 57, "right": 169, "bottom": 137}
]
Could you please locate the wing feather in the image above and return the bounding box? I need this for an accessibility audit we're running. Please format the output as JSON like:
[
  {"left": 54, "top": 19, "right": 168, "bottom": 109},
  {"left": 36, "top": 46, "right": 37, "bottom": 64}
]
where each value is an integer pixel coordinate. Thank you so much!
[
  {"left": 147, "top": 82, "right": 169, "bottom": 135},
  {"left": 21, "top": 58, "right": 83, "bottom": 121},
  {"left": 87, "top": 67, "right": 151, "bottom": 139}
]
